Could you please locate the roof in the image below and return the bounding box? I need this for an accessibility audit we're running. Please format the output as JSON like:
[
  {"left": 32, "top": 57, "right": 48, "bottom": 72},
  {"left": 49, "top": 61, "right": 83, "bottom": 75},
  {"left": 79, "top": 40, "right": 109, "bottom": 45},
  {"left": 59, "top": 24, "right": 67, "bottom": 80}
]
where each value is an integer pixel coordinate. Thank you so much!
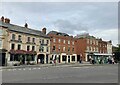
[
  {"left": 47, "top": 31, "right": 69, "bottom": 36},
  {"left": 0, "top": 21, "right": 49, "bottom": 38}
]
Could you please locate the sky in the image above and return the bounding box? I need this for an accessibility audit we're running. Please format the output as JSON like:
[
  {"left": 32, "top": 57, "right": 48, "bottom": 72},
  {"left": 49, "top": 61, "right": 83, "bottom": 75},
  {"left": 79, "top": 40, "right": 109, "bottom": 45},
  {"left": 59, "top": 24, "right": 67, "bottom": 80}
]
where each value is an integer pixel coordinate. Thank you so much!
[{"left": 0, "top": 1, "right": 119, "bottom": 46}]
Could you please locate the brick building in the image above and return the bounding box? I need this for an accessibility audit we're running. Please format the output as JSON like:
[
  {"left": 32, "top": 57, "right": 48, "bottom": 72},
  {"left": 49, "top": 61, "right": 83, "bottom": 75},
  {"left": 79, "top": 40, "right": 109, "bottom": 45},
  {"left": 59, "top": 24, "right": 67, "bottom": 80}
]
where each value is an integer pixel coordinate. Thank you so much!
[
  {"left": 75, "top": 33, "right": 112, "bottom": 63},
  {"left": 47, "top": 31, "right": 77, "bottom": 64}
]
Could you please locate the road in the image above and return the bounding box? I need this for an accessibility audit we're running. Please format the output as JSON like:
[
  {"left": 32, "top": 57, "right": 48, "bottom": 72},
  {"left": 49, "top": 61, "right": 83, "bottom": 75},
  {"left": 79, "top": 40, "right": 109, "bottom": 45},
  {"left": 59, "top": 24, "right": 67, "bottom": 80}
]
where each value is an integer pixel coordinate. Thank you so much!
[{"left": 1, "top": 64, "right": 118, "bottom": 83}]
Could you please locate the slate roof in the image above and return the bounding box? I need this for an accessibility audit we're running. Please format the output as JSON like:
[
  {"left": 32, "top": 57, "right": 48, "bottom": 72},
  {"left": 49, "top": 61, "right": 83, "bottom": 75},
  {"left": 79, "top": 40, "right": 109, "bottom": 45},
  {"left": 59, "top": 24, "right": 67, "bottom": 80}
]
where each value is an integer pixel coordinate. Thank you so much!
[
  {"left": 0, "top": 21, "right": 49, "bottom": 38},
  {"left": 47, "top": 31, "right": 69, "bottom": 36}
]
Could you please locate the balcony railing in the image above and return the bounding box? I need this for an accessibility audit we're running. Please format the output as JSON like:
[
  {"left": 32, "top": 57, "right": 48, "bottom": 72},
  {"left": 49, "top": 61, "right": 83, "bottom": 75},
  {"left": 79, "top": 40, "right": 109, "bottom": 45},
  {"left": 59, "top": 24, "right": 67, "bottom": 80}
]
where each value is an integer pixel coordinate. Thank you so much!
[
  {"left": 10, "top": 39, "right": 22, "bottom": 43},
  {"left": 26, "top": 42, "right": 36, "bottom": 44}
]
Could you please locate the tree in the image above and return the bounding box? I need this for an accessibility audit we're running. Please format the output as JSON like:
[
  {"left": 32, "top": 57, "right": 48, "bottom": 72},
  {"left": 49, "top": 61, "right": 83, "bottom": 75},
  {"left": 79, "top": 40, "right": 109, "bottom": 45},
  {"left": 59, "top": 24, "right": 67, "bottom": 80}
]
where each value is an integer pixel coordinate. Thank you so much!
[{"left": 114, "top": 44, "right": 120, "bottom": 63}]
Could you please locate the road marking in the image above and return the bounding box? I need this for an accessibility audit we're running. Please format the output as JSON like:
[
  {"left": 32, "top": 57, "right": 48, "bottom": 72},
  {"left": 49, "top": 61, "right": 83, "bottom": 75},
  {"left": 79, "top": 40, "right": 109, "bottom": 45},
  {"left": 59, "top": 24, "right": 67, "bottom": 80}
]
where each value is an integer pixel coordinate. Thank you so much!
[
  {"left": 0, "top": 70, "right": 2, "bottom": 71},
  {"left": 18, "top": 69, "right": 22, "bottom": 70},
  {"left": 8, "top": 69, "right": 12, "bottom": 71},
  {"left": 38, "top": 68, "right": 41, "bottom": 69},
  {"left": 33, "top": 68, "right": 37, "bottom": 70},
  {"left": 29, "top": 68, "right": 32, "bottom": 70},
  {"left": 23, "top": 68, "right": 26, "bottom": 70}
]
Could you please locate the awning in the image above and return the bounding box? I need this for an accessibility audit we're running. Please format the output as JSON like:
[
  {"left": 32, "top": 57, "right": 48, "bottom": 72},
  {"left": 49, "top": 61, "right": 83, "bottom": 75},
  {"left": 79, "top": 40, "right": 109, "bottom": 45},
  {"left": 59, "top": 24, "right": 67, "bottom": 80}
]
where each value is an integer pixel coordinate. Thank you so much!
[
  {"left": 0, "top": 49, "right": 7, "bottom": 53},
  {"left": 94, "top": 53, "right": 112, "bottom": 56}
]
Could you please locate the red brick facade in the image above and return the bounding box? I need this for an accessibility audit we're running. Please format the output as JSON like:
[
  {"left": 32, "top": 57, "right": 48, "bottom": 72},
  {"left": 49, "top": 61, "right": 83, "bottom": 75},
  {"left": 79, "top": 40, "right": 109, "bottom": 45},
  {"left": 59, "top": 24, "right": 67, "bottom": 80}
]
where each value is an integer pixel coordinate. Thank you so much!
[{"left": 47, "top": 31, "right": 77, "bottom": 63}]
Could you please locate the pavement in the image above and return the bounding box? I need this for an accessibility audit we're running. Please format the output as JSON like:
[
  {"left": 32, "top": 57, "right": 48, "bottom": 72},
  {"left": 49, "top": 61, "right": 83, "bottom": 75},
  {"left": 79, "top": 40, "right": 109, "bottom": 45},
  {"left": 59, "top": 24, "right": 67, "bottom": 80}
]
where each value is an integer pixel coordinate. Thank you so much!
[
  {"left": 0, "top": 61, "right": 118, "bottom": 70},
  {"left": 0, "top": 62, "right": 93, "bottom": 69}
]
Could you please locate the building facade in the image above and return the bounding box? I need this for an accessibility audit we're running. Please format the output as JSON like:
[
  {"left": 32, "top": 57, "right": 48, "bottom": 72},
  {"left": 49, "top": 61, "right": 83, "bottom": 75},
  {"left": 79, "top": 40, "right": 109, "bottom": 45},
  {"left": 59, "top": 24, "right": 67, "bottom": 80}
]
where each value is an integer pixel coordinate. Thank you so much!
[
  {"left": 47, "top": 31, "right": 77, "bottom": 64},
  {"left": 0, "top": 16, "right": 50, "bottom": 66},
  {"left": 75, "top": 33, "right": 113, "bottom": 64}
]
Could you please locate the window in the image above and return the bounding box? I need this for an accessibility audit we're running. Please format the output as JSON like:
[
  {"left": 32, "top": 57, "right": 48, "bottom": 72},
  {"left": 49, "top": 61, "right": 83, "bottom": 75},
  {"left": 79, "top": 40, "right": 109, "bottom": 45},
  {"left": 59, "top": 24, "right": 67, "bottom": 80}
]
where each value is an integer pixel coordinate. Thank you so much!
[
  {"left": 18, "top": 44, "right": 21, "bottom": 50},
  {"left": 87, "top": 46, "right": 89, "bottom": 51},
  {"left": 0, "top": 40, "right": 2, "bottom": 48},
  {"left": 27, "top": 45, "right": 30, "bottom": 51},
  {"left": 68, "top": 47, "right": 70, "bottom": 52},
  {"left": 18, "top": 35, "right": 21, "bottom": 41},
  {"left": 11, "top": 44, "right": 15, "bottom": 50},
  {"left": 72, "top": 56, "right": 75, "bottom": 61},
  {"left": 32, "top": 38, "right": 35, "bottom": 43},
  {"left": 47, "top": 40, "right": 49, "bottom": 44},
  {"left": 40, "top": 39, "right": 41, "bottom": 44},
  {"left": 42, "top": 39, "right": 44, "bottom": 44},
  {"left": 62, "top": 56, "right": 66, "bottom": 61},
  {"left": 12, "top": 34, "right": 15, "bottom": 40},
  {"left": 63, "top": 40, "right": 66, "bottom": 44},
  {"left": 68, "top": 41, "right": 70, "bottom": 44},
  {"left": 27, "top": 37, "right": 30, "bottom": 42},
  {"left": 46, "top": 47, "right": 49, "bottom": 52},
  {"left": 39, "top": 46, "right": 44, "bottom": 52},
  {"left": 72, "top": 41, "right": 74, "bottom": 45},
  {"left": 72, "top": 48, "right": 74, "bottom": 52},
  {"left": 53, "top": 46, "right": 56, "bottom": 51},
  {"left": 53, "top": 38, "right": 56, "bottom": 42},
  {"left": 87, "top": 39, "right": 89, "bottom": 44},
  {"left": 10, "top": 54, "right": 14, "bottom": 61},
  {"left": 90, "top": 40, "right": 92, "bottom": 44},
  {"left": 58, "top": 39, "right": 61, "bottom": 43},
  {"left": 42, "top": 47, "right": 44, "bottom": 52},
  {"left": 96, "top": 41, "right": 98, "bottom": 45},
  {"left": 58, "top": 46, "right": 60, "bottom": 51},
  {"left": 32, "top": 46, "right": 35, "bottom": 51},
  {"left": 63, "top": 47, "right": 65, "bottom": 51}
]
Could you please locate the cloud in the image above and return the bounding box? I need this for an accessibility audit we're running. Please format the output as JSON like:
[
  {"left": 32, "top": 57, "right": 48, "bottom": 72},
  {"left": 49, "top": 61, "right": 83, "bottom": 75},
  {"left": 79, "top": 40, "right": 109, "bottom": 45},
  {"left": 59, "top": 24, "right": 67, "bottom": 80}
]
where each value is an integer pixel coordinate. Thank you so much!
[
  {"left": 53, "top": 19, "right": 89, "bottom": 35},
  {"left": 0, "top": 2, "right": 118, "bottom": 46}
]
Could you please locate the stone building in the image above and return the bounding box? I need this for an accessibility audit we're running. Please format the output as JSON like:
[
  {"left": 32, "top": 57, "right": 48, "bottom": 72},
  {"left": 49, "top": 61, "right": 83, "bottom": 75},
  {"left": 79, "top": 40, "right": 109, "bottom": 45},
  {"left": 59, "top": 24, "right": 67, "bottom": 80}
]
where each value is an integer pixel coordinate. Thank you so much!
[{"left": 0, "top": 16, "right": 50, "bottom": 66}]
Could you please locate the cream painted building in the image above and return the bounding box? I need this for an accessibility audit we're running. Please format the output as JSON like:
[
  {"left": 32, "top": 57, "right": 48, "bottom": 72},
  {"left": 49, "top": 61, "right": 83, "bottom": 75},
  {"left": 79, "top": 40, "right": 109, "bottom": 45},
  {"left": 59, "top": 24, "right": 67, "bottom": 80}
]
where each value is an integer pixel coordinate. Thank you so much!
[{"left": 0, "top": 16, "right": 50, "bottom": 66}]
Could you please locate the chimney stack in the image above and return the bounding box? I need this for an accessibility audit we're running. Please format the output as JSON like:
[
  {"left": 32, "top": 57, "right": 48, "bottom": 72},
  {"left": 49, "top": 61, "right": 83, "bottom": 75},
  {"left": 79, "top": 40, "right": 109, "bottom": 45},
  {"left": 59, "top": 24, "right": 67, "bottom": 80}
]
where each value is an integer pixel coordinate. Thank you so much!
[
  {"left": 1, "top": 16, "right": 4, "bottom": 22},
  {"left": 24, "top": 23, "right": 28, "bottom": 28},
  {"left": 5, "top": 18, "right": 10, "bottom": 23},
  {"left": 42, "top": 28, "right": 46, "bottom": 34}
]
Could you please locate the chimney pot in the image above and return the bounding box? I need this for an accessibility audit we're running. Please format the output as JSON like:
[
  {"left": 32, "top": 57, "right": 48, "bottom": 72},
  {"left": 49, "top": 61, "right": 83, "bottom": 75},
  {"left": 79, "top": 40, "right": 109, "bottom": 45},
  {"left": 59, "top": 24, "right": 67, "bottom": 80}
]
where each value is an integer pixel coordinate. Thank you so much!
[
  {"left": 24, "top": 23, "right": 28, "bottom": 28},
  {"left": 5, "top": 18, "right": 10, "bottom": 23},
  {"left": 42, "top": 28, "right": 46, "bottom": 34},
  {"left": 1, "top": 16, "right": 4, "bottom": 22}
]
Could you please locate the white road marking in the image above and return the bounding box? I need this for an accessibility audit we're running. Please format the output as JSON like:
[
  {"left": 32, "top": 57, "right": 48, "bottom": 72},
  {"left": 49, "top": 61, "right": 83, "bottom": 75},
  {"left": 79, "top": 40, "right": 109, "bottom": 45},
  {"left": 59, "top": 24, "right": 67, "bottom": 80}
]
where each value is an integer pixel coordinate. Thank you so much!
[
  {"left": 23, "top": 68, "right": 26, "bottom": 70},
  {"left": 33, "top": 68, "right": 37, "bottom": 70},
  {"left": 38, "top": 68, "right": 41, "bottom": 69},
  {"left": 8, "top": 69, "right": 12, "bottom": 71},
  {"left": 29, "top": 68, "right": 32, "bottom": 70},
  {"left": 18, "top": 69, "right": 22, "bottom": 70}
]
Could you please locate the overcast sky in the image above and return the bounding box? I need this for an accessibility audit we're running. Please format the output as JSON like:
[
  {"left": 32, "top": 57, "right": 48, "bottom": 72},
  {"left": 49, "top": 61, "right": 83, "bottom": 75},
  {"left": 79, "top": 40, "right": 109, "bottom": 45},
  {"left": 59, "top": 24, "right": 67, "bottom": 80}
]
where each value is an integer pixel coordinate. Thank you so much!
[{"left": 0, "top": 1, "right": 118, "bottom": 46}]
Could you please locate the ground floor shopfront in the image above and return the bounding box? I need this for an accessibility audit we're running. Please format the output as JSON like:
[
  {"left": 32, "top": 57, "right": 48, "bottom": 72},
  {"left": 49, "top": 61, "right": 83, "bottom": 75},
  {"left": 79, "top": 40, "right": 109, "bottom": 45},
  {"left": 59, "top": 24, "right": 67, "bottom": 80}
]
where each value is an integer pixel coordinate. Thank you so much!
[
  {"left": 50, "top": 53, "right": 77, "bottom": 64},
  {"left": 1, "top": 49, "right": 50, "bottom": 66},
  {"left": 85, "top": 52, "right": 113, "bottom": 64}
]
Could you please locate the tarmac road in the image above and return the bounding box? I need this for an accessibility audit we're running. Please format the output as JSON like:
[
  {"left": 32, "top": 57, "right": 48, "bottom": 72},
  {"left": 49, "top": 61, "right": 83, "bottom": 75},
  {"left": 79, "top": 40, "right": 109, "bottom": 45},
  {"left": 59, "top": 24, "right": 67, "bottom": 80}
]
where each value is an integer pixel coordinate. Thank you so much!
[{"left": 2, "top": 64, "right": 118, "bottom": 83}]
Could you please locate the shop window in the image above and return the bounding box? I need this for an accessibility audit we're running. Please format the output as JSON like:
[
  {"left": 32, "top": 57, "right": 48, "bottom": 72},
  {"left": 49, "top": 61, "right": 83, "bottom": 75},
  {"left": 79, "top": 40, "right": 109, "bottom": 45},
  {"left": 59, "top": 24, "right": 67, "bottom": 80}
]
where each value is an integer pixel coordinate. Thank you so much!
[
  {"left": 62, "top": 56, "right": 66, "bottom": 61},
  {"left": 72, "top": 56, "right": 75, "bottom": 61}
]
